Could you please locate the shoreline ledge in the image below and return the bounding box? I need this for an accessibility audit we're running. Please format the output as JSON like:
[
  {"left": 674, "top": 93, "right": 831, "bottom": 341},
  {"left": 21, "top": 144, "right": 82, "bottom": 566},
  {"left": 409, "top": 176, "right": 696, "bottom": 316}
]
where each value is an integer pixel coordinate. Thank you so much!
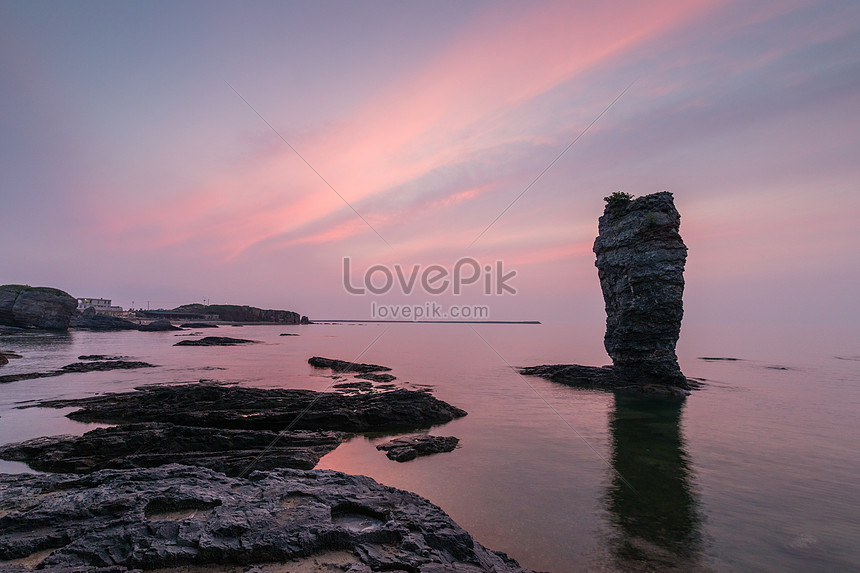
[
  {"left": 0, "top": 376, "right": 520, "bottom": 571},
  {"left": 0, "top": 464, "right": 535, "bottom": 572},
  {"left": 24, "top": 382, "right": 466, "bottom": 432},
  {"left": 1, "top": 379, "right": 467, "bottom": 473}
]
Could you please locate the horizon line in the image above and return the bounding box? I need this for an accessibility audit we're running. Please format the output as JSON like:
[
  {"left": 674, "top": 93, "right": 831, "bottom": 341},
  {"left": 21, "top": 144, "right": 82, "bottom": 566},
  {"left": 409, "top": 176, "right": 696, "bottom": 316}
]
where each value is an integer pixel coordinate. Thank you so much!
[{"left": 310, "top": 319, "right": 542, "bottom": 324}]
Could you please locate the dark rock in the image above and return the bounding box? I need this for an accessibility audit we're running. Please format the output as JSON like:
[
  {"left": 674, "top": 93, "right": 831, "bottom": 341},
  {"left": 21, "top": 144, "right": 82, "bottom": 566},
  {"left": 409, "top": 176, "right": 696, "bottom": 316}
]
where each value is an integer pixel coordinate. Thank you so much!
[
  {"left": 70, "top": 307, "right": 138, "bottom": 331},
  {"left": 0, "top": 422, "right": 343, "bottom": 475},
  {"left": 58, "top": 361, "right": 156, "bottom": 374},
  {"left": 356, "top": 372, "right": 397, "bottom": 383},
  {"left": 0, "top": 465, "right": 534, "bottom": 572},
  {"left": 520, "top": 364, "right": 620, "bottom": 387},
  {"left": 138, "top": 320, "right": 181, "bottom": 332},
  {"left": 174, "top": 336, "right": 257, "bottom": 346},
  {"left": 300, "top": 315, "right": 310, "bottom": 324},
  {"left": 78, "top": 355, "right": 124, "bottom": 361},
  {"left": 519, "top": 364, "right": 699, "bottom": 397},
  {"left": 333, "top": 380, "right": 374, "bottom": 391},
  {"left": 0, "top": 284, "right": 78, "bottom": 330},
  {"left": 0, "top": 360, "right": 156, "bottom": 384},
  {"left": 33, "top": 383, "right": 467, "bottom": 432},
  {"left": 172, "top": 303, "right": 301, "bottom": 324},
  {"left": 698, "top": 357, "right": 741, "bottom": 361},
  {"left": 279, "top": 333, "right": 299, "bottom": 336},
  {"left": 593, "top": 192, "right": 688, "bottom": 389},
  {"left": 309, "top": 356, "right": 392, "bottom": 373},
  {"left": 376, "top": 435, "right": 460, "bottom": 462},
  {"left": 179, "top": 322, "right": 218, "bottom": 328},
  {"left": 0, "top": 353, "right": 6, "bottom": 367}
]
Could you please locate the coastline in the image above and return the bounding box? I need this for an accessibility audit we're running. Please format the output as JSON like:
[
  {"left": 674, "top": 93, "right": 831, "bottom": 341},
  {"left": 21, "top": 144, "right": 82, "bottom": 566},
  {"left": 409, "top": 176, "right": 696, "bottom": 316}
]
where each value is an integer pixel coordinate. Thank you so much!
[{"left": 0, "top": 345, "right": 534, "bottom": 572}]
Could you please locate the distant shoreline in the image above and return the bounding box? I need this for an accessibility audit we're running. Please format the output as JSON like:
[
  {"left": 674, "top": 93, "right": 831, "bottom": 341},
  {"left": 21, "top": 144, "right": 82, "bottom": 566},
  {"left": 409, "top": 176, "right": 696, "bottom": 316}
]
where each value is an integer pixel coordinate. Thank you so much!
[{"left": 311, "top": 319, "right": 542, "bottom": 324}]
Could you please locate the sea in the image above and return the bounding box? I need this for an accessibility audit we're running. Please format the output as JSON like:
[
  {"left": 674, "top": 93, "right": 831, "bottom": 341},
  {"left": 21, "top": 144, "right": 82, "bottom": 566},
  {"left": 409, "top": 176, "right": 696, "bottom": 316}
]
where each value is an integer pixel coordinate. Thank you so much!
[{"left": 0, "top": 322, "right": 858, "bottom": 573}]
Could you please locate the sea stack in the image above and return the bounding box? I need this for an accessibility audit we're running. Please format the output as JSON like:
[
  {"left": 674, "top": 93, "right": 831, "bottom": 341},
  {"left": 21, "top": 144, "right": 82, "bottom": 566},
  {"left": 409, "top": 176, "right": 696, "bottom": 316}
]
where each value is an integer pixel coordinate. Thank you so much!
[{"left": 593, "top": 192, "right": 688, "bottom": 389}]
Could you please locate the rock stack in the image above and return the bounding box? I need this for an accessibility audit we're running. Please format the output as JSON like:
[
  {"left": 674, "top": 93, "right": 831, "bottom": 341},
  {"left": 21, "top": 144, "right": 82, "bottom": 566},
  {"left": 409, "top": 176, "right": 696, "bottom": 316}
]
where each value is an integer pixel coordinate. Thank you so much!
[{"left": 593, "top": 192, "right": 688, "bottom": 388}]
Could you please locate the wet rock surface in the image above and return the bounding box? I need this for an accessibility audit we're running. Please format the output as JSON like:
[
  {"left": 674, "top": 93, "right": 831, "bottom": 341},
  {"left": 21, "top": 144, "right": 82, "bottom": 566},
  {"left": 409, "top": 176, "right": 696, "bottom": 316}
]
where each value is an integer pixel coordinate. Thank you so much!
[
  {"left": 519, "top": 364, "right": 700, "bottom": 397},
  {"left": 332, "top": 380, "right": 374, "bottom": 392},
  {"left": 174, "top": 337, "right": 257, "bottom": 347},
  {"left": 356, "top": 372, "right": 397, "bottom": 384},
  {"left": 0, "top": 360, "right": 156, "bottom": 384},
  {"left": 0, "top": 423, "right": 342, "bottom": 476},
  {"left": 376, "top": 435, "right": 460, "bottom": 462},
  {"left": 0, "top": 464, "right": 533, "bottom": 572},
  {"left": 309, "top": 356, "right": 392, "bottom": 373},
  {"left": 593, "top": 192, "right": 688, "bottom": 389},
  {"left": 0, "top": 285, "right": 78, "bottom": 331},
  {"left": 32, "top": 383, "right": 467, "bottom": 432},
  {"left": 138, "top": 320, "right": 182, "bottom": 332},
  {"left": 0, "top": 350, "right": 22, "bottom": 367},
  {"left": 71, "top": 307, "right": 139, "bottom": 331}
]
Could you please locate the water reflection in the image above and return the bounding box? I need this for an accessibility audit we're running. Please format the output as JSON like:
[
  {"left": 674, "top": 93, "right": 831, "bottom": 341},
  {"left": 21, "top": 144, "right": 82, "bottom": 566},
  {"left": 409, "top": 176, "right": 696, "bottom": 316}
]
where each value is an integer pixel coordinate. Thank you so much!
[
  {"left": 0, "top": 328, "right": 73, "bottom": 348},
  {"left": 606, "top": 393, "right": 704, "bottom": 571}
]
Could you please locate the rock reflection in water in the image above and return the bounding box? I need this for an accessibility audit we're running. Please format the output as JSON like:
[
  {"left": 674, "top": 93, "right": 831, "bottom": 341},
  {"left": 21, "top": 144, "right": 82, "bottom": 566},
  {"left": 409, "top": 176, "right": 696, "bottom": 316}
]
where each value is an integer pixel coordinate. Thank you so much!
[{"left": 606, "top": 393, "right": 703, "bottom": 571}]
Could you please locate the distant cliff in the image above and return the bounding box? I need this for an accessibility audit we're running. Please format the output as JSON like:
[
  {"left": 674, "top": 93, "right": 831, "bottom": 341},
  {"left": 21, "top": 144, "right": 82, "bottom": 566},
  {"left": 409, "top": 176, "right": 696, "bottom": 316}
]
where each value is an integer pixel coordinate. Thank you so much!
[
  {"left": 173, "top": 304, "right": 306, "bottom": 324},
  {"left": 0, "top": 284, "right": 78, "bottom": 330}
]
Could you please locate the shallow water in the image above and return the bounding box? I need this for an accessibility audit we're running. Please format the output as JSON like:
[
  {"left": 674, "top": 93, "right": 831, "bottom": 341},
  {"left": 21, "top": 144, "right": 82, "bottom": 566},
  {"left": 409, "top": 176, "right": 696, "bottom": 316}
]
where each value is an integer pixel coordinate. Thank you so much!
[{"left": 0, "top": 323, "right": 858, "bottom": 572}]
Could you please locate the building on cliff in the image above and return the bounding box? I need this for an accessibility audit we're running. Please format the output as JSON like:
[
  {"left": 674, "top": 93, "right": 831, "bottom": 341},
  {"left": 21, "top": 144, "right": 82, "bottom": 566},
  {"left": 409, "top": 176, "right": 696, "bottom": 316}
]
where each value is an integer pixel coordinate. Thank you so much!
[{"left": 76, "top": 297, "right": 124, "bottom": 316}]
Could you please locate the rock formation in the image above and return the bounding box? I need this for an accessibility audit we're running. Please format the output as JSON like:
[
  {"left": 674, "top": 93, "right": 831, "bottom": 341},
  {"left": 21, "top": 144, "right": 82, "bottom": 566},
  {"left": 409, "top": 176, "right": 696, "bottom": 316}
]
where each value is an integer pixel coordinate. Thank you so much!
[
  {"left": 138, "top": 319, "right": 181, "bottom": 331},
  {"left": 309, "top": 356, "right": 392, "bottom": 373},
  {"left": 173, "top": 303, "right": 302, "bottom": 323},
  {"left": 376, "top": 435, "right": 460, "bottom": 462},
  {"left": 0, "top": 359, "right": 156, "bottom": 384},
  {"left": 32, "top": 383, "right": 467, "bottom": 432},
  {"left": 70, "top": 306, "right": 139, "bottom": 331},
  {"left": 593, "top": 192, "right": 688, "bottom": 388},
  {"left": 174, "top": 336, "right": 257, "bottom": 346},
  {"left": 2, "top": 381, "right": 467, "bottom": 475},
  {"left": 521, "top": 192, "right": 692, "bottom": 395},
  {"left": 0, "top": 423, "right": 343, "bottom": 475},
  {"left": 0, "top": 465, "right": 533, "bottom": 572},
  {"left": 0, "top": 285, "right": 78, "bottom": 330}
]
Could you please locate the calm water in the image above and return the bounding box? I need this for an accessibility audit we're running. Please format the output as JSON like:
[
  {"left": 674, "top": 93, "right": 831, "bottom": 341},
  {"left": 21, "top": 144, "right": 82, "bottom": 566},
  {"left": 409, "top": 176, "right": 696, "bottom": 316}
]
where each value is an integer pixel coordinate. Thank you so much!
[{"left": 0, "top": 323, "right": 858, "bottom": 572}]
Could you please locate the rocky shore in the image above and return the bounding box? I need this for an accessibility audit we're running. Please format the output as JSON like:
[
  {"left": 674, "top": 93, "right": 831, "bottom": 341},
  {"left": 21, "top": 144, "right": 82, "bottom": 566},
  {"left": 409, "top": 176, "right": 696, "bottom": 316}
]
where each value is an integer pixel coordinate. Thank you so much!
[
  {"left": 0, "top": 358, "right": 156, "bottom": 384},
  {"left": 0, "top": 465, "right": 533, "bottom": 572},
  {"left": 32, "top": 383, "right": 466, "bottom": 432},
  {"left": 0, "top": 357, "right": 530, "bottom": 572}
]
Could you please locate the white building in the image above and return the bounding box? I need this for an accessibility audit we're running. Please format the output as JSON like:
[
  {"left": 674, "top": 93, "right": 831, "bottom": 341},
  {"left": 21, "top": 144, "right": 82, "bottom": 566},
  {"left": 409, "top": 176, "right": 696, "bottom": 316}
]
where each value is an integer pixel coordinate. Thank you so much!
[{"left": 77, "top": 297, "right": 124, "bottom": 315}]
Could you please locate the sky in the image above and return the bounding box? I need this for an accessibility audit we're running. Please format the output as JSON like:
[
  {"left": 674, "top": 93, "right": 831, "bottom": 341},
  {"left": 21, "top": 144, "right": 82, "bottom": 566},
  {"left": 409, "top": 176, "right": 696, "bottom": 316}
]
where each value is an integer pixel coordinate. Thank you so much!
[{"left": 1, "top": 0, "right": 859, "bottom": 327}]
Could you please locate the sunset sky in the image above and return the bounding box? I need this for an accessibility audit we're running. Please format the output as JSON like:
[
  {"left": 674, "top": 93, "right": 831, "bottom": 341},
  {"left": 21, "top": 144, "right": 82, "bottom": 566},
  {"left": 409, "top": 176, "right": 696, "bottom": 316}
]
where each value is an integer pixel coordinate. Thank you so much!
[{"left": 2, "top": 0, "right": 859, "bottom": 326}]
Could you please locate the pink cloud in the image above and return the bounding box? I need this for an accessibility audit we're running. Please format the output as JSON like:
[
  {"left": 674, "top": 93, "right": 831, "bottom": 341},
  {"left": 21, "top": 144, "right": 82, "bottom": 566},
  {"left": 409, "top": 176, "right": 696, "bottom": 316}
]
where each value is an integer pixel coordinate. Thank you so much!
[{"left": 91, "top": 0, "right": 722, "bottom": 262}]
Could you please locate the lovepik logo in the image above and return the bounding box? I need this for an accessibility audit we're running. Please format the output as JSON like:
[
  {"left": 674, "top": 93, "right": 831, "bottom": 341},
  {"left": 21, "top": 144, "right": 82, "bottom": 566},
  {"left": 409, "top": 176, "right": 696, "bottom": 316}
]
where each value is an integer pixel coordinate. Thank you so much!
[{"left": 343, "top": 257, "right": 517, "bottom": 296}]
